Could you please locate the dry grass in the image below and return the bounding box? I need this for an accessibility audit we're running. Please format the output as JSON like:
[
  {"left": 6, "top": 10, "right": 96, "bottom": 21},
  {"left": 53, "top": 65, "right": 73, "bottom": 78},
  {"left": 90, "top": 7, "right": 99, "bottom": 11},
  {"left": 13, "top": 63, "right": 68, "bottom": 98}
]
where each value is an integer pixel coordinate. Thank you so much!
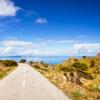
[
  {"left": 31, "top": 62, "right": 100, "bottom": 100},
  {"left": 0, "top": 65, "right": 16, "bottom": 80}
]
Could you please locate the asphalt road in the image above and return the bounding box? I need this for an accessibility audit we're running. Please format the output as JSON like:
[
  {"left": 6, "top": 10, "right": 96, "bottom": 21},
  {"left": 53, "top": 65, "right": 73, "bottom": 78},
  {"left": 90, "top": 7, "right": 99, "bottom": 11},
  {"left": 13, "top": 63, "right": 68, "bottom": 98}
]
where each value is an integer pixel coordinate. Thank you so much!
[{"left": 0, "top": 63, "right": 70, "bottom": 100}]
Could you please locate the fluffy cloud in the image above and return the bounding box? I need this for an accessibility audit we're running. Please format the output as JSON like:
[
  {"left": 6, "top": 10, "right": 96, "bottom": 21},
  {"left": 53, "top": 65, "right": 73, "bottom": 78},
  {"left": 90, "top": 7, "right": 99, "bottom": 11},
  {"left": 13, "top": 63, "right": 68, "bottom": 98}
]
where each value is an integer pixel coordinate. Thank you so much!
[
  {"left": 0, "top": 40, "right": 33, "bottom": 56},
  {"left": 0, "top": 39, "right": 48, "bottom": 56},
  {"left": 0, "top": 39, "right": 100, "bottom": 56},
  {"left": 35, "top": 17, "right": 48, "bottom": 24},
  {"left": 73, "top": 43, "right": 100, "bottom": 55},
  {"left": 0, "top": 0, "right": 19, "bottom": 16},
  {"left": 2, "top": 40, "right": 33, "bottom": 47}
]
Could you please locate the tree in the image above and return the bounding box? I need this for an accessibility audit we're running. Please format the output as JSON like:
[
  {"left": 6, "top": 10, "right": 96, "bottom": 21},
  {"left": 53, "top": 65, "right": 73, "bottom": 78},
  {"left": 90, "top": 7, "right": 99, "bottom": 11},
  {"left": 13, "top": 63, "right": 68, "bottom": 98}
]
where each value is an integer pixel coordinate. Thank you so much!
[
  {"left": 19, "top": 59, "right": 26, "bottom": 63},
  {"left": 82, "top": 56, "right": 87, "bottom": 59}
]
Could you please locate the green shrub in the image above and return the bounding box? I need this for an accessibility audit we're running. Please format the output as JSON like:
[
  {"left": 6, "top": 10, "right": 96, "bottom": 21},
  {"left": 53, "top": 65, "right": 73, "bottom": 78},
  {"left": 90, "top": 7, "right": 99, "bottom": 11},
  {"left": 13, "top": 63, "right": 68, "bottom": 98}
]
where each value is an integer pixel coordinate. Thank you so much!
[
  {"left": 19, "top": 59, "right": 26, "bottom": 63},
  {"left": 73, "top": 62, "right": 88, "bottom": 71},
  {"left": 0, "top": 60, "right": 3, "bottom": 64},
  {"left": 88, "top": 84, "right": 96, "bottom": 92},
  {"left": 71, "top": 91, "right": 82, "bottom": 100},
  {"left": 81, "top": 71, "right": 93, "bottom": 80},
  {"left": 34, "top": 64, "right": 40, "bottom": 68},
  {"left": 82, "top": 56, "right": 87, "bottom": 59},
  {"left": 88, "top": 84, "right": 100, "bottom": 92},
  {"left": 28, "top": 61, "right": 33, "bottom": 65},
  {"left": 96, "top": 84, "right": 100, "bottom": 92},
  {"left": 2, "top": 60, "right": 18, "bottom": 67},
  {"left": 40, "top": 61, "right": 48, "bottom": 68},
  {"left": 0, "top": 72, "right": 6, "bottom": 79},
  {"left": 0, "top": 60, "right": 3, "bottom": 62},
  {"left": 61, "top": 66, "right": 72, "bottom": 72},
  {"left": 40, "top": 61, "right": 45, "bottom": 65}
]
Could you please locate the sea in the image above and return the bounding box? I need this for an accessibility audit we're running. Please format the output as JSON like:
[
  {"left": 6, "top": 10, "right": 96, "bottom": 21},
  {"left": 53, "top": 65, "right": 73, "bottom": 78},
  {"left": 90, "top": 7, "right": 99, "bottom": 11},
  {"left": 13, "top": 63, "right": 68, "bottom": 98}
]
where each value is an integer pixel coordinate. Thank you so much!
[{"left": 0, "top": 56, "right": 81, "bottom": 64}]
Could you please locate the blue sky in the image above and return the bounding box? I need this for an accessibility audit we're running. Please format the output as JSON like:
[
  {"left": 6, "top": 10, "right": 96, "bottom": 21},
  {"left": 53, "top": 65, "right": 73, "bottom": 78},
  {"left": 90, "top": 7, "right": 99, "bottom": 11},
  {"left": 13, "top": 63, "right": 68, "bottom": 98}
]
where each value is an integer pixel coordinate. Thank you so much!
[{"left": 0, "top": 0, "right": 100, "bottom": 56}]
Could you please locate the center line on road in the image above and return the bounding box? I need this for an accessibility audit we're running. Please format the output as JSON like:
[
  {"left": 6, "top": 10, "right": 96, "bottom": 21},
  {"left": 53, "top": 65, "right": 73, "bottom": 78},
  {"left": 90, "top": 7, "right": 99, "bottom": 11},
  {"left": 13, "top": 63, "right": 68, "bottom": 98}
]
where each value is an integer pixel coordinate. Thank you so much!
[{"left": 22, "top": 80, "right": 26, "bottom": 88}]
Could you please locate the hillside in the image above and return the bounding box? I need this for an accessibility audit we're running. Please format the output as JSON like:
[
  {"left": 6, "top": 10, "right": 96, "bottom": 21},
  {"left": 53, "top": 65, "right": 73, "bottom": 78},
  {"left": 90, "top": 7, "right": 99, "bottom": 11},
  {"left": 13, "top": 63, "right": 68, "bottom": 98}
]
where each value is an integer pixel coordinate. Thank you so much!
[{"left": 31, "top": 55, "right": 100, "bottom": 100}]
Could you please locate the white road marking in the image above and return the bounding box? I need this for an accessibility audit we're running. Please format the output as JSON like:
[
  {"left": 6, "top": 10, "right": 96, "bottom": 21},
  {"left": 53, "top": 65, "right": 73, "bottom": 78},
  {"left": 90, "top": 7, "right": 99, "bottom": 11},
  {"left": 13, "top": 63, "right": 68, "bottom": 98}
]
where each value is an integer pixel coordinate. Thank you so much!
[{"left": 22, "top": 80, "right": 26, "bottom": 88}]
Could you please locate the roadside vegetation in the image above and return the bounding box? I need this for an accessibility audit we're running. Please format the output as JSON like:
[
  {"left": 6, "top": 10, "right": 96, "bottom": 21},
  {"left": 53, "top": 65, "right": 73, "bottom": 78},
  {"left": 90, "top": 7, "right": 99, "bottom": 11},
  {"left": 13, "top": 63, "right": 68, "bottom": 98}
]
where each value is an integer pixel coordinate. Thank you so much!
[
  {"left": 30, "top": 54, "right": 100, "bottom": 100},
  {"left": 19, "top": 59, "right": 26, "bottom": 63},
  {"left": 0, "top": 60, "right": 18, "bottom": 79}
]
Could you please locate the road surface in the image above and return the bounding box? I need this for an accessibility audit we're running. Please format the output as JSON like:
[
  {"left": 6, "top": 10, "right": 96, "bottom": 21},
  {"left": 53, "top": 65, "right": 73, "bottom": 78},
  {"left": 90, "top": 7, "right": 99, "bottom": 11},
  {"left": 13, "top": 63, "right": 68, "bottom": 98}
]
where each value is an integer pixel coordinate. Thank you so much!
[{"left": 0, "top": 63, "right": 70, "bottom": 100}]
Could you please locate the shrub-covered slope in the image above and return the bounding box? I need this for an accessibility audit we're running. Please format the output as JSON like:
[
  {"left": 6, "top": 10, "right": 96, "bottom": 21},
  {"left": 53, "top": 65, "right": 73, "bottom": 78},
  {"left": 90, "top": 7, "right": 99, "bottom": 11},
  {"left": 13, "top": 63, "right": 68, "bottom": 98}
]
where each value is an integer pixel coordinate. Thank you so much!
[{"left": 31, "top": 55, "right": 100, "bottom": 100}]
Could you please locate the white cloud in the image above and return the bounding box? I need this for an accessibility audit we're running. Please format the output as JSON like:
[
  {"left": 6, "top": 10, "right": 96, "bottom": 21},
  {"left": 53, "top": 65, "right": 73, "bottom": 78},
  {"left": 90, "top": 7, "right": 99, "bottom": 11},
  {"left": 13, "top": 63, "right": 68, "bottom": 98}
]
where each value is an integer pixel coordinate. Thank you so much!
[
  {"left": 35, "top": 17, "right": 48, "bottom": 24},
  {"left": 0, "top": 39, "right": 100, "bottom": 56},
  {"left": 0, "top": 39, "right": 48, "bottom": 56},
  {"left": 73, "top": 43, "right": 100, "bottom": 55},
  {"left": 1, "top": 41, "right": 33, "bottom": 55},
  {"left": 0, "top": 40, "right": 33, "bottom": 56},
  {"left": 2, "top": 40, "right": 33, "bottom": 47},
  {"left": 0, "top": 0, "right": 20, "bottom": 17}
]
